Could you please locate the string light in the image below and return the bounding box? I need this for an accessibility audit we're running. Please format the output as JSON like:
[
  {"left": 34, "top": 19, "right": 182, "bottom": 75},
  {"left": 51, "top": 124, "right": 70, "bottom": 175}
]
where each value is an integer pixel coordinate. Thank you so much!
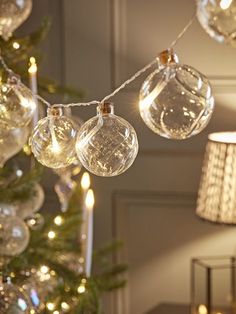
[
  {"left": 12, "top": 41, "right": 20, "bottom": 49},
  {"left": 46, "top": 302, "right": 55, "bottom": 311},
  {"left": 48, "top": 231, "right": 56, "bottom": 239},
  {"left": 54, "top": 215, "right": 63, "bottom": 226},
  {"left": 61, "top": 302, "right": 70, "bottom": 311},
  {"left": 28, "top": 57, "right": 37, "bottom": 74}
]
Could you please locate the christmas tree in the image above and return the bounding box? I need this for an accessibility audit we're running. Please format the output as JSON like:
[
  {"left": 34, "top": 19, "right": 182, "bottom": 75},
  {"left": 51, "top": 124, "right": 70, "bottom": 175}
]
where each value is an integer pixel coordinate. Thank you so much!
[{"left": 0, "top": 2, "right": 126, "bottom": 313}]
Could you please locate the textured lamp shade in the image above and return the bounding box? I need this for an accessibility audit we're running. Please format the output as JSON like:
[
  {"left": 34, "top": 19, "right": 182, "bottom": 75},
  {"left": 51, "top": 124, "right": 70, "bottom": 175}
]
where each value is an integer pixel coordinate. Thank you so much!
[{"left": 197, "top": 132, "right": 236, "bottom": 224}]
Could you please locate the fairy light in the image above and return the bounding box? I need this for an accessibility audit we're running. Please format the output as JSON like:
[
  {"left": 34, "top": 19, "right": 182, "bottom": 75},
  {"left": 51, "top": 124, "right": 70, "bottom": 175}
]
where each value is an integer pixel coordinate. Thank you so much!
[
  {"left": 61, "top": 302, "right": 70, "bottom": 311},
  {"left": 48, "top": 231, "right": 56, "bottom": 239},
  {"left": 40, "top": 265, "right": 49, "bottom": 274},
  {"left": 46, "top": 302, "right": 55, "bottom": 311},
  {"left": 13, "top": 41, "right": 20, "bottom": 49},
  {"left": 77, "top": 284, "right": 86, "bottom": 294},
  {"left": 54, "top": 215, "right": 63, "bottom": 226},
  {"left": 53, "top": 311, "right": 59, "bottom": 314}
]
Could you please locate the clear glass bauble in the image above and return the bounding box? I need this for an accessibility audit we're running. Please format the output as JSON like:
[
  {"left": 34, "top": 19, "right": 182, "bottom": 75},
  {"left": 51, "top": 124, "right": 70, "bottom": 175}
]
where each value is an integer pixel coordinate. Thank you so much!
[
  {"left": 0, "top": 215, "right": 30, "bottom": 256},
  {"left": 0, "top": 279, "right": 32, "bottom": 313},
  {"left": 0, "top": 126, "right": 29, "bottom": 167},
  {"left": 197, "top": 0, "right": 236, "bottom": 47},
  {"left": 55, "top": 179, "right": 76, "bottom": 212},
  {"left": 30, "top": 107, "right": 77, "bottom": 169},
  {"left": 76, "top": 103, "right": 139, "bottom": 177},
  {"left": 139, "top": 62, "right": 215, "bottom": 139},
  {"left": 15, "top": 183, "right": 44, "bottom": 219},
  {"left": 0, "top": 77, "right": 36, "bottom": 130},
  {"left": 0, "top": 0, "right": 32, "bottom": 40}
]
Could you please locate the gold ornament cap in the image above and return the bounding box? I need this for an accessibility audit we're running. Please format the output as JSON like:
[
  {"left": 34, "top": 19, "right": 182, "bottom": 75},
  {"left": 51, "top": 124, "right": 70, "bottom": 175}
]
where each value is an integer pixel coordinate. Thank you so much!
[
  {"left": 157, "top": 49, "right": 179, "bottom": 66},
  {"left": 47, "top": 107, "right": 63, "bottom": 117},
  {"left": 97, "top": 102, "right": 114, "bottom": 115}
]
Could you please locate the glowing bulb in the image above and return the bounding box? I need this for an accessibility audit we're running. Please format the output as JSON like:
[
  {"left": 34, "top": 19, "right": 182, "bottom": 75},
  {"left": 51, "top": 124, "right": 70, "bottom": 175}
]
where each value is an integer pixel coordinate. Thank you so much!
[
  {"left": 54, "top": 215, "right": 63, "bottom": 226},
  {"left": 61, "top": 302, "right": 70, "bottom": 311},
  {"left": 40, "top": 265, "right": 49, "bottom": 274},
  {"left": 77, "top": 284, "right": 86, "bottom": 294},
  {"left": 13, "top": 42, "right": 20, "bottom": 49},
  {"left": 85, "top": 189, "right": 95, "bottom": 210},
  {"left": 46, "top": 302, "right": 55, "bottom": 311},
  {"left": 220, "top": 0, "right": 232, "bottom": 9},
  {"left": 53, "top": 311, "right": 59, "bottom": 314},
  {"left": 198, "top": 304, "right": 208, "bottom": 314},
  {"left": 48, "top": 231, "right": 56, "bottom": 239},
  {"left": 81, "top": 172, "right": 90, "bottom": 190},
  {"left": 28, "top": 57, "right": 37, "bottom": 74}
]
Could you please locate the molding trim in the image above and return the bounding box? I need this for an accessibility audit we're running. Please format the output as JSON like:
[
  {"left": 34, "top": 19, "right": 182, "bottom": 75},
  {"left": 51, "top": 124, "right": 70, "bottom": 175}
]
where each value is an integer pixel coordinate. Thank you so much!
[
  {"left": 110, "top": 0, "right": 236, "bottom": 90},
  {"left": 111, "top": 190, "right": 196, "bottom": 314}
]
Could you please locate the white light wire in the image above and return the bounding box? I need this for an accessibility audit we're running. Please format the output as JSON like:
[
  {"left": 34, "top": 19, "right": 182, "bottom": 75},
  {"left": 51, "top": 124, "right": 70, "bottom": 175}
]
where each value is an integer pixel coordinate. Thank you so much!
[{"left": 0, "top": 10, "right": 196, "bottom": 110}]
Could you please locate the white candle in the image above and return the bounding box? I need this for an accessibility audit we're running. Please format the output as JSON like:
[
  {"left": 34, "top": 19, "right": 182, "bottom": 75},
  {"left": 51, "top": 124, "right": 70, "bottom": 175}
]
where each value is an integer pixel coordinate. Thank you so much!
[
  {"left": 28, "top": 57, "right": 38, "bottom": 127},
  {"left": 85, "top": 189, "right": 94, "bottom": 277},
  {"left": 80, "top": 172, "right": 91, "bottom": 270}
]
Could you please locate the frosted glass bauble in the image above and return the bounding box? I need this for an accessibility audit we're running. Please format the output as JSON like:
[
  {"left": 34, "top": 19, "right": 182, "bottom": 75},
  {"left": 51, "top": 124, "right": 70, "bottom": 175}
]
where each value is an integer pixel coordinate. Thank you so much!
[
  {"left": 139, "top": 60, "right": 215, "bottom": 139},
  {"left": 0, "top": 126, "right": 29, "bottom": 167},
  {"left": 30, "top": 107, "right": 77, "bottom": 169},
  {"left": 0, "top": 279, "right": 32, "bottom": 313},
  {"left": 76, "top": 103, "right": 139, "bottom": 177},
  {"left": 15, "top": 183, "right": 44, "bottom": 219},
  {"left": 197, "top": 0, "right": 236, "bottom": 47},
  {"left": 0, "top": 216, "right": 29, "bottom": 256},
  {"left": 0, "top": 78, "right": 36, "bottom": 130}
]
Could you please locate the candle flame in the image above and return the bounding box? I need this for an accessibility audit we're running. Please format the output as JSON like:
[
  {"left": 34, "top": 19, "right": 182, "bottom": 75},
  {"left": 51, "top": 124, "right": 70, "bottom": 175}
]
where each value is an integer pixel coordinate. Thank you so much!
[
  {"left": 85, "top": 189, "right": 94, "bottom": 210},
  {"left": 198, "top": 305, "right": 208, "bottom": 314},
  {"left": 81, "top": 172, "right": 90, "bottom": 190},
  {"left": 28, "top": 57, "right": 37, "bottom": 74}
]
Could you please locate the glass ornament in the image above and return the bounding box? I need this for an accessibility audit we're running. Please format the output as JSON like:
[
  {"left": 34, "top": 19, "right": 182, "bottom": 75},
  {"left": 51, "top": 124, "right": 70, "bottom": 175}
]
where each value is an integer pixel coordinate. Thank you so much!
[
  {"left": 0, "top": 126, "right": 29, "bottom": 167},
  {"left": 0, "top": 76, "right": 36, "bottom": 130},
  {"left": 197, "top": 0, "right": 236, "bottom": 47},
  {"left": 0, "top": 278, "right": 32, "bottom": 313},
  {"left": 55, "top": 178, "right": 76, "bottom": 212},
  {"left": 0, "top": 215, "right": 30, "bottom": 256},
  {"left": 76, "top": 102, "right": 139, "bottom": 177},
  {"left": 0, "top": 0, "right": 32, "bottom": 41},
  {"left": 139, "top": 50, "right": 215, "bottom": 140},
  {"left": 30, "top": 107, "right": 77, "bottom": 169},
  {"left": 25, "top": 213, "right": 44, "bottom": 230},
  {"left": 53, "top": 158, "right": 82, "bottom": 180},
  {"left": 0, "top": 203, "right": 16, "bottom": 216},
  {"left": 15, "top": 183, "right": 44, "bottom": 219}
]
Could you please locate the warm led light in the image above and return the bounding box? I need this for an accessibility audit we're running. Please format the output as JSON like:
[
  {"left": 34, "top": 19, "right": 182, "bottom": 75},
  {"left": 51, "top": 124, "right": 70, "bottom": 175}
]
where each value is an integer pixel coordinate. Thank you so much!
[
  {"left": 28, "top": 57, "right": 37, "bottom": 74},
  {"left": 48, "top": 231, "right": 56, "bottom": 239},
  {"left": 13, "top": 41, "right": 20, "bottom": 49},
  {"left": 54, "top": 215, "right": 63, "bottom": 226},
  {"left": 46, "top": 302, "right": 55, "bottom": 311},
  {"left": 53, "top": 311, "right": 59, "bottom": 314},
  {"left": 40, "top": 265, "right": 49, "bottom": 274},
  {"left": 30, "top": 310, "right": 36, "bottom": 314},
  {"left": 81, "top": 172, "right": 90, "bottom": 190},
  {"left": 220, "top": 0, "right": 233, "bottom": 10},
  {"left": 61, "top": 302, "right": 70, "bottom": 310},
  {"left": 85, "top": 189, "right": 95, "bottom": 210},
  {"left": 77, "top": 284, "right": 86, "bottom": 294},
  {"left": 198, "top": 304, "right": 208, "bottom": 314}
]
